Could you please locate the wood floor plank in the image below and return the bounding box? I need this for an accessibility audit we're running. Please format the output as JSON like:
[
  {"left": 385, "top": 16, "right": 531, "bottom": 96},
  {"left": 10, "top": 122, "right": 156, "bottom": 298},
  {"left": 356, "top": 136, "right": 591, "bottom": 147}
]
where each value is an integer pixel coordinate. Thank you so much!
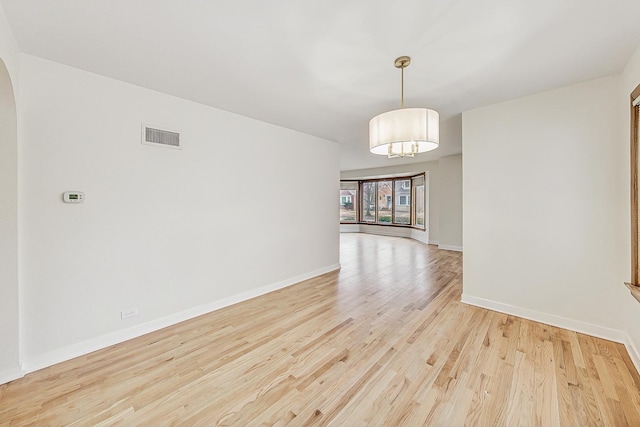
[
  {"left": 1, "top": 234, "right": 640, "bottom": 426},
  {"left": 553, "top": 338, "right": 578, "bottom": 427},
  {"left": 613, "top": 357, "right": 640, "bottom": 426},
  {"left": 535, "top": 339, "right": 560, "bottom": 426}
]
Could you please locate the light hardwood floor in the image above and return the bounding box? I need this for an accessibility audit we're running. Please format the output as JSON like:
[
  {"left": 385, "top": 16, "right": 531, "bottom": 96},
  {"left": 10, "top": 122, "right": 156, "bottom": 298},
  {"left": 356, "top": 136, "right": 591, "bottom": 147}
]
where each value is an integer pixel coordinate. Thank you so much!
[{"left": 2, "top": 233, "right": 640, "bottom": 426}]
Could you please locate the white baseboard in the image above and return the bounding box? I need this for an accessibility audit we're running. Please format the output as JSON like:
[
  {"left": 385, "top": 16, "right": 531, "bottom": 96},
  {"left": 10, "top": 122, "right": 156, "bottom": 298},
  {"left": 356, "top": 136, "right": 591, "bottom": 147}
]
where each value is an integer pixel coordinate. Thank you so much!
[
  {"left": 358, "top": 225, "right": 410, "bottom": 238},
  {"left": 439, "top": 244, "right": 463, "bottom": 252},
  {"left": 461, "top": 294, "right": 627, "bottom": 343},
  {"left": 21, "top": 263, "right": 341, "bottom": 375},
  {"left": 15, "top": 272, "right": 640, "bottom": 381},
  {"left": 339, "top": 226, "right": 440, "bottom": 249},
  {"left": 461, "top": 293, "right": 640, "bottom": 375},
  {"left": 410, "top": 229, "right": 429, "bottom": 245},
  {"left": 339, "top": 224, "right": 359, "bottom": 233},
  {"left": 624, "top": 334, "right": 640, "bottom": 376},
  {"left": 0, "top": 365, "right": 24, "bottom": 385}
]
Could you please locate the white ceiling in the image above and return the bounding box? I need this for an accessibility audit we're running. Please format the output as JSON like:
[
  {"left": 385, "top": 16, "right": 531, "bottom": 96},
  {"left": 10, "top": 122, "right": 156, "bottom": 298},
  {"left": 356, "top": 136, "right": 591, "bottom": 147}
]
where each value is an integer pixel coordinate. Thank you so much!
[{"left": 3, "top": 0, "right": 640, "bottom": 171}]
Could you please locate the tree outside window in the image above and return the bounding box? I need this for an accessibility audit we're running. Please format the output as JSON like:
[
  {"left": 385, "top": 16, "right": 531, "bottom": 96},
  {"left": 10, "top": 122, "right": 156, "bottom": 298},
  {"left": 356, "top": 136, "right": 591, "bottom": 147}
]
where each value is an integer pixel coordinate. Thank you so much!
[{"left": 340, "top": 174, "right": 426, "bottom": 229}]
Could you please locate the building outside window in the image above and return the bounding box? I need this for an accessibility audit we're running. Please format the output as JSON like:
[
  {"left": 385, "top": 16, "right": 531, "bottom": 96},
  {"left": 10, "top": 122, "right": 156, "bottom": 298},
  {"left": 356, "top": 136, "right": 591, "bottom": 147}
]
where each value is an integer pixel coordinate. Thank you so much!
[
  {"left": 340, "top": 174, "right": 425, "bottom": 229},
  {"left": 339, "top": 182, "right": 358, "bottom": 223}
]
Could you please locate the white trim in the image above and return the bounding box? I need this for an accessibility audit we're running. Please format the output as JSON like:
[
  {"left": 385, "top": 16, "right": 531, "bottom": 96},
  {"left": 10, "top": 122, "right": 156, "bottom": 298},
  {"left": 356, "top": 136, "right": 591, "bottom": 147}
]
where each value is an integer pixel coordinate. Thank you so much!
[
  {"left": 623, "top": 334, "right": 640, "bottom": 376},
  {"left": 359, "top": 224, "right": 408, "bottom": 238},
  {"left": 0, "top": 366, "right": 24, "bottom": 385},
  {"left": 339, "top": 224, "right": 359, "bottom": 233},
  {"left": 461, "top": 294, "right": 627, "bottom": 343},
  {"left": 340, "top": 225, "right": 431, "bottom": 246},
  {"left": 410, "top": 229, "right": 429, "bottom": 245},
  {"left": 438, "top": 244, "right": 463, "bottom": 252},
  {"left": 461, "top": 293, "right": 640, "bottom": 375},
  {"left": 21, "top": 263, "right": 340, "bottom": 374},
  {"left": 429, "top": 239, "right": 439, "bottom": 246}
]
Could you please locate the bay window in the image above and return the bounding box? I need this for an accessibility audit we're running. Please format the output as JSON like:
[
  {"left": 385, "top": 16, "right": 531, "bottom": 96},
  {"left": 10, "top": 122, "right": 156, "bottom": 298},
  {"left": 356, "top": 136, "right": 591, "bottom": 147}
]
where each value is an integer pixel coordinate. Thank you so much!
[{"left": 339, "top": 173, "right": 426, "bottom": 230}]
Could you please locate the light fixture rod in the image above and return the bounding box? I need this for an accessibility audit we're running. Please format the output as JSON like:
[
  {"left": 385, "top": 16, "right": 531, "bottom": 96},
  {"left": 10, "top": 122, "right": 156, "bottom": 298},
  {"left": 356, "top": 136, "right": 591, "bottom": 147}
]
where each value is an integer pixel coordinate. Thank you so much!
[
  {"left": 401, "top": 66, "right": 405, "bottom": 108},
  {"left": 394, "top": 56, "right": 411, "bottom": 108}
]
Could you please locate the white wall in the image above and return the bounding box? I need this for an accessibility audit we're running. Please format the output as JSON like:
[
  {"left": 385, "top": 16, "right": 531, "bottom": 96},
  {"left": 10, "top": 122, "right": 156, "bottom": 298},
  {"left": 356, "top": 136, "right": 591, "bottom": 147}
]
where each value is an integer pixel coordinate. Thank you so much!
[
  {"left": 18, "top": 54, "right": 340, "bottom": 372},
  {"left": 438, "top": 154, "right": 462, "bottom": 251},
  {"left": 0, "top": 2, "right": 19, "bottom": 81},
  {"left": 0, "top": 2, "right": 21, "bottom": 384},
  {"left": 463, "top": 75, "right": 630, "bottom": 340},
  {"left": 621, "top": 44, "right": 640, "bottom": 362}
]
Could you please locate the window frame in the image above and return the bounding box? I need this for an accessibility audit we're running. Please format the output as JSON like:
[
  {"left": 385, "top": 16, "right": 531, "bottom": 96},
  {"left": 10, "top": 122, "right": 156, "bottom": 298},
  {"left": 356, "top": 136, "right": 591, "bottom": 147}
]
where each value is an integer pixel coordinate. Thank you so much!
[
  {"left": 631, "top": 83, "right": 640, "bottom": 286},
  {"left": 360, "top": 181, "right": 377, "bottom": 223},
  {"left": 626, "top": 83, "right": 640, "bottom": 303},
  {"left": 339, "top": 173, "right": 426, "bottom": 230},
  {"left": 339, "top": 181, "right": 358, "bottom": 223},
  {"left": 411, "top": 175, "right": 426, "bottom": 230},
  {"left": 376, "top": 180, "right": 393, "bottom": 224}
]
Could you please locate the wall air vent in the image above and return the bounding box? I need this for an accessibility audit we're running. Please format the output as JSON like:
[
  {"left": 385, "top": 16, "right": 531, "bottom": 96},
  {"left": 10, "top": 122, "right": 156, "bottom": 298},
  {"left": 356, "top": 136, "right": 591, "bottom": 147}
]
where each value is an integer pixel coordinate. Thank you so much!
[{"left": 142, "top": 124, "right": 181, "bottom": 149}]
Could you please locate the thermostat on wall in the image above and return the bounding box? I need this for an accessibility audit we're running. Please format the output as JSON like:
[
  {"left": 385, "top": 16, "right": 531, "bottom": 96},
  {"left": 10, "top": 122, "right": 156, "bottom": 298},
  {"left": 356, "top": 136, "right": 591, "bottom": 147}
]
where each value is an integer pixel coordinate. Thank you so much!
[{"left": 63, "top": 191, "right": 85, "bottom": 203}]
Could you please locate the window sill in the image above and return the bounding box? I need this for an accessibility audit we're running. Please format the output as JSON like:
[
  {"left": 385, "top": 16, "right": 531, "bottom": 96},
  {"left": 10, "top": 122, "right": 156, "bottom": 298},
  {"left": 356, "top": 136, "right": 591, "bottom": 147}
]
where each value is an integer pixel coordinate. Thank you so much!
[
  {"left": 340, "top": 222, "right": 426, "bottom": 231},
  {"left": 625, "top": 282, "right": 640, "bottom": 304}
]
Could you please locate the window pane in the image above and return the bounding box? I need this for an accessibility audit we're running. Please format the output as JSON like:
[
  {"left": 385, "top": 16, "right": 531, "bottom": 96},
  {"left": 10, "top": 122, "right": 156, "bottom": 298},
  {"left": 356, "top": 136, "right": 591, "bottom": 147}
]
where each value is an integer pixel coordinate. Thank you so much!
[
  {"left": 340, "top": 181, "right": 357, "bottom": 223},
  {"left": 394, "top": 179, "right": 411, "bottom": 224},
  {"left": 377, "top": 180, "right": 392, "bottom": 223},
  {"left": 412, "top": 175, "right": 425, "bottom": 228},
  {"left": 361, "top": 182, "right": 376, "bottom": 222},
  {"left": 339, "top": 174, "right": 426, "bottom": 229}
]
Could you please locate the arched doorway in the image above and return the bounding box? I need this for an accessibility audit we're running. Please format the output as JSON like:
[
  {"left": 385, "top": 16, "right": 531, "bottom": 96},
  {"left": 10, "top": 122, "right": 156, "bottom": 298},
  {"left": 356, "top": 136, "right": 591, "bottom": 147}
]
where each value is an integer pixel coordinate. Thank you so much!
[{"left": 0, "top": 58, "right": 20, "bottom": 383}]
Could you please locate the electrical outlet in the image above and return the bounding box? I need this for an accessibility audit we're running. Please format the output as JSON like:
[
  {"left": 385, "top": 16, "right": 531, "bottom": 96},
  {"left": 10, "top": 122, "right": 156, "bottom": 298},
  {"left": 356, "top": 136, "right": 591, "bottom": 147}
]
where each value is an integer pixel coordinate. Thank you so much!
[{"left": 121, "top": 308, "right": 138, "bottom": 320}]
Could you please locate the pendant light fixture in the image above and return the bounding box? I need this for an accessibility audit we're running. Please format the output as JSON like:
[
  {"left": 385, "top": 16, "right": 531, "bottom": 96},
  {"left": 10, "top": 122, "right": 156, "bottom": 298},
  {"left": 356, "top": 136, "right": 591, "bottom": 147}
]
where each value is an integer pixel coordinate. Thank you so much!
[{"left": 369, "top": 56, "right": 439, "bottom": 158}]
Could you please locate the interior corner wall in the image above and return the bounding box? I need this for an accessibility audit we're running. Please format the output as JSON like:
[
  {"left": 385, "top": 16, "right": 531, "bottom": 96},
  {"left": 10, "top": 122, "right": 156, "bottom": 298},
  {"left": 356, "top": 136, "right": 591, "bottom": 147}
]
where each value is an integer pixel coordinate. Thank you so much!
[
  {"left": 428, "top": 163, "right": 440, "bottom": 245},
  {"left": 621, "top": 43, "right": 640, "bottom": 362},
  {"left": 0, "top": 2, "right": 18, "bottom": 82},
  {"left": 0, "top": 2, "right": 21, "bottom": 384},
  {"left": 462, "top": 75, "right": 629, "bottom": 338},
  {"left": 18, "top": 54, "right": 340, "bottom": 372},
  {"left": 438, "top": 154, "right": 462, "bottom": 251}
]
